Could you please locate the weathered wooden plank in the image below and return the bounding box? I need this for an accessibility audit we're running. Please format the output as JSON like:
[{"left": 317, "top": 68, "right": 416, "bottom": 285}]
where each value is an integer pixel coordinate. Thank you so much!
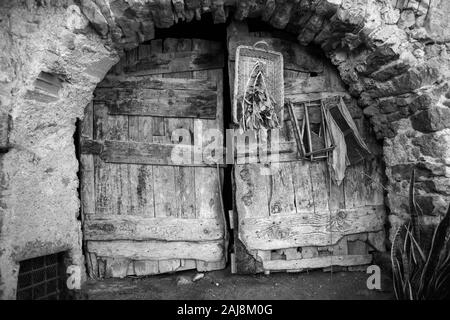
[
  {"left": 234, "top": 164, "right": 270, "bottom": 219},
  {"left": 200, "top": 68, "right": 225, "bottom": 222},
  {"left": 96, "top": 77, "right": 217, "bottom": 91},
  {"left": 367, "top": 230, "right": 386, "bottom": 252},
  {"left": 162, "top": 40, "right": 198, "bottom": 221},
  {"left": 84, "top": 216, "right": 224, "bottom": 241},
  {"left": 97, "top": 258, "right": 106, "bottom": 278},
  {"left": 347, "top": 239, "right": 369, "bottom": 255},
  {"left": 309, "top": 161, "right": 329, "bottom": 211},
  {"left": 228, "top": 35, "right": 323, "bottom": 72},
  {"left": 138, "top": 117, "right": 153, "bottom": 142},
  {"left": 158, "top": 259, "right": 182, "bottom": 273},
  {"left": 128, "top": 116, "right": 140, "bottom": 141},
  {"left": 93, "top": 103, "right": 129, "bottom": 216},
  {"left": 332, "top": 237, "right": 349, "bottom": 256},
  {"left": 263, "top": 254, "right": 373, "bottom": 271},
  {"left": 99, "top": 90, "right": 217, "bottom": 119},
  {"left": 127, "top": 164, "right": 155, "bottom": 216},
  {"left": 146, "top": 40, "right": 169, "bottom": 145},
  {"left": 128, "top": 115, "right": 155, "bottom": 217},
  {"left": 196, "top": 258, "right": 226, "bottom": 271},
  {"left": 80, "top": 101, "right": 95, "bottom": 216},
  {"left": 329, "top": 178, "right": 346, "bottom": 212},
  {"left": 95, "top": 103, "right": 128, "bottom": 139},
  {"left": 87, "top": 240, "right": 225, "bottom": 262},
  {"left": 95, "top": 160, "right": 131, "bottom": 215},
  {"left": 156, "top": 259, "right": 197, "bottom": 273},
  {"left": 104, "top": 258, "right": 131, "bottom": 278},
  {"left": 285, "top": 91, "right": 349, "bottom": 103},
  {"left": 168, "top": 117, "right": 196, "bottom": 217},
  {"left": 301, "top": 247, "right": 319, "bottom": 259},
  {"left": 283, "top": 248, "right": 303, "bottom": 260},
  {"left": 363, "top": 158, "right": 384, "bottom": 206},
  {"left": 153, "top": 165, "right": 178, "bottom": 217},
  {"left": 81, "top": 101, "right": 94, "bottom": 138},
  {"left": 284, "top": 76, "right": 329, "bottom": 94},
  {"left": 87, "top": 253, "right": 99, "bottom": 278},
  {"left": 240, "top": 206, "right": 385, "bottom": 250},
  {"left": 123, "top": 50, "right": 224, "bottom": 76},
  {"left": 84, "top": 139, "right": 224, "bottom": 167},
  {"left": 133, "top": 260, "right": 159, "bottom": 276},
  {"left": 189, "top": 42, "right": 224, "bottom": 222},
  {"left": 80, "top": 137, "right": 103, "bottom": 155},
  {"left": 267, "top": 162, "right": 296, "bottom": 215},
  {"left": 344, "top": 164, "right": 366, "bottom": 208},
  {"left": 155, "top": 38, "right": 190, "bottom": 221},
  {"left": 228, "top": 60, "right": 235, "bottom": 103},
  {"left": 80, "top": 155, "right": 95, "bottom": 216},
  {"left": 291, "top": 160, "right": 315, "bottom": 212}
]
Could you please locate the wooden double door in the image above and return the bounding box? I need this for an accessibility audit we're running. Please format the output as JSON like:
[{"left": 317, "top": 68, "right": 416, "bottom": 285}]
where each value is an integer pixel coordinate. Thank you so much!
[
  {"left": 80, "top": 38, "right": 227, "bottom": 278},
  {"left": 80, "top": 31, "right": 386, "bottom": 278}
]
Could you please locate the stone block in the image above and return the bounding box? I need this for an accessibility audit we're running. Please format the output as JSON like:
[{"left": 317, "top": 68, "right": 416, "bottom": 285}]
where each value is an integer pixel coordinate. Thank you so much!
[{"left": 411, "top": 106, "right": 450, "bottom": 133}]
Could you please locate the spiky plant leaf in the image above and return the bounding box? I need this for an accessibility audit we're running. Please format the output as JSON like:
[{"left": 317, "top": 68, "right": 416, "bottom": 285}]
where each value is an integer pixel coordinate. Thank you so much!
[
  {"left": 419, "top": 205, "right": 450, "bottom": 299},
  {"left": 409, "top": 169, "right": 421, "bottom": 244}
]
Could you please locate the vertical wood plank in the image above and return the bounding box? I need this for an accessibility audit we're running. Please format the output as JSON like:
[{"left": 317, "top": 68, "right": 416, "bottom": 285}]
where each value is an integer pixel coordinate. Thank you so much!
[
  {"left": 153, "top": 165, "right": 178, "bottom": 217},
  {"left": 81, "top": 101, "right": 95, "bottom": 216},
  {"left": 194, "top": 39, "right": 225, "bottom": 221},
  {"left": 133, "top": 260, "right": 159, "bottom": 276},
  {"left": 364, "top": 158, "right": 384, "bottom": 206},
  {"left": 267, "top": 162, "right": 296, "bottom": 215},
  {"left": 94, "top": 102, "right": 129, "bottom": 215},
  {"left": 309, "top": 161, "right": 329, "bottom": 211},
  {"left": 127, "top": 111, "right": 155, "bottom": 217},
  {"left": 235, "top": 163, "right": 270, "bottom": 219},
  {"left": 138, "top": 117, "right": 153, "bottom": 142},
  {"left": 151, "top": 38, "right": 178, "bottom": 219},
  {"left": 291, "top": 160, "right": 314, "bottom": 213},
  {"left": 344, "top": 164, "right": 365, "bottom": 208}
]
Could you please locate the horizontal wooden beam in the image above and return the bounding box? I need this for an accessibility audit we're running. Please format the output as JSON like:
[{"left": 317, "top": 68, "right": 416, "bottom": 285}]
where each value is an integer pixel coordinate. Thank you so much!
[
  {"left": 97, "top": 77, "right": 217, "bottom": 91},
  {"left": 84, "top": 216, "right": 224, "bottom": 241},
  {"left": 240, "top": 206, "right": 385, "bottom": 250},
  {"left": 87, "top": 239, "right": 225, "bottom": 262},
  {"left": 80, "top": 139, "right": 226, "bottom": 167},
  {"left": 124, "top": 51, "right": 224, "bottom": 76},
  {"left": 80, "top": 138, "right": 102, "bottom": 155},
  {"left": 263, "top": 254, "right": 373, "bottom": 271},
  {"left": 102, "top": 94, "right": 217, "bottom": 119},
  {"left": 94, "top": 78, "right": 218, "bottom": 119}
]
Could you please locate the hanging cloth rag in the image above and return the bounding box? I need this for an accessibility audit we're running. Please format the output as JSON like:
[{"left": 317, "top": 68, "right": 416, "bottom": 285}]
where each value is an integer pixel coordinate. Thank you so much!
[{"left": 324, "top": 107, "right": 347, "bottom": 185}]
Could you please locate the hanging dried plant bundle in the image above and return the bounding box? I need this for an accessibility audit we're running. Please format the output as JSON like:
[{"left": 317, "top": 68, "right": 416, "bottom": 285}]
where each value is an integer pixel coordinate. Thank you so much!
[{"left": 238, "top": 61, "right": 280, "bottom": 131}]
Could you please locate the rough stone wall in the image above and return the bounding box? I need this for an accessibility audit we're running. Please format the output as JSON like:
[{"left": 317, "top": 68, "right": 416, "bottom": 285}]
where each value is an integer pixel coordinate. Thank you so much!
[
  {"left": 0, "top": 0, "right": 118, "bottom": 299},
  {"left": 0, "top": 0, "right": 449, "bottom": 299}
]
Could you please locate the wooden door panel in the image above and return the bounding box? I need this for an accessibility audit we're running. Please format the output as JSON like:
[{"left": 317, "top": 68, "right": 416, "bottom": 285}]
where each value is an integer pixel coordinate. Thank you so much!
[
  {"left": 81, "top": 38, "right": 227, "bottom": 277},
  {"left": 229, "top": 23, "right": 386, "bottom": 273}
]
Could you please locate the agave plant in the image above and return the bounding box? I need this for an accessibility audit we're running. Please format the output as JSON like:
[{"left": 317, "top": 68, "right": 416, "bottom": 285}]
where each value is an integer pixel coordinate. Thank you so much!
[{"left": 391, "top": 169, "right": 450, "bottom": 300}]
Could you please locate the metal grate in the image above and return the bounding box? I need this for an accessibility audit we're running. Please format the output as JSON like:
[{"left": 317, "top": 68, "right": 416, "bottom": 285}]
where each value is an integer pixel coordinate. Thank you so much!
[{"left": 17, "top": 252, "right": 67, "bottom": 300}]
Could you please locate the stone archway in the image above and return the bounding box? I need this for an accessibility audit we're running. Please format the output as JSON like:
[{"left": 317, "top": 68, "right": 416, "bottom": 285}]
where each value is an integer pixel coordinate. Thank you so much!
[{"left": 1, "top": 0, "right": 449, "bottom": 299}]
